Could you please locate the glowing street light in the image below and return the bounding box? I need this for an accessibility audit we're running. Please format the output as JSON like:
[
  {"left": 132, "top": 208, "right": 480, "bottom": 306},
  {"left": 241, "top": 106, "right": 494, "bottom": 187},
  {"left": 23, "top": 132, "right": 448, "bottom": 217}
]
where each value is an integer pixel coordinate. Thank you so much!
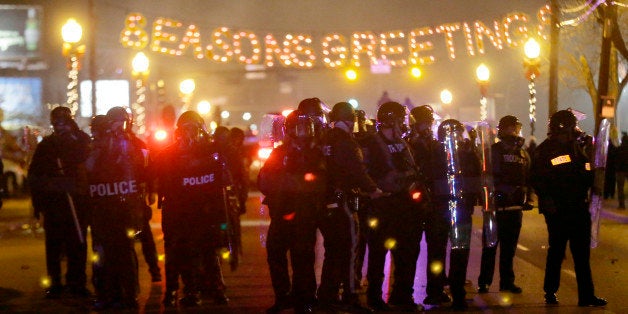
[
  {"left": 410, "top": 66, "right": 422, "bottom": 79},
  {"left": 61, "top": 18, "right": 85, "bottom": 116},
  {"left": 220, "top": 110, "right": 230, "bottom": 119},
  {"left": 476, "top": 63, "right": 490, "bottom": 121},
  {"left": 242, "top": 112, "right": 252, "bottom": 121},
  {"left": 440, "top": 89, "right": 453, "bottom": 106},
  {"left": 179, "top": 79, "right": 195, "bottom": 111},
  {"left": 345, "top": 68, "right": 357, "bottom": 81},
  {"left": 524, "top": 38, "right": 541, "bottom": 136},
  {"left": 131, "top": 51, "right": 149, "bottom": 134},
  {"left": 197, "top": 100, "right": 211, "bottom": 115},
  {"left": 61, "top": 18, "right": 82, "bottom": 44}
]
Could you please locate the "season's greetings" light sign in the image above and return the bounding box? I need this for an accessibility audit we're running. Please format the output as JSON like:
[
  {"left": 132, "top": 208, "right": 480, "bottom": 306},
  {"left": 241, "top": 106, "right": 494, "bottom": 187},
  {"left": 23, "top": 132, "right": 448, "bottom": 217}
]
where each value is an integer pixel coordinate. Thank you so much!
[{"left": 119, "top": 4, "right": 550, "bottom": 69}]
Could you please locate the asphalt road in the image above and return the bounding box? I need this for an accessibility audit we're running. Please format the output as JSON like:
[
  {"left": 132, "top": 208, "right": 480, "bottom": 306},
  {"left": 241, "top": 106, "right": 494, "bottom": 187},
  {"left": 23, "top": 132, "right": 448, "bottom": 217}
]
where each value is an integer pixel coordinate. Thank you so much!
[{"left": 1, "top": 193, "right": 627, "bottom": 313}]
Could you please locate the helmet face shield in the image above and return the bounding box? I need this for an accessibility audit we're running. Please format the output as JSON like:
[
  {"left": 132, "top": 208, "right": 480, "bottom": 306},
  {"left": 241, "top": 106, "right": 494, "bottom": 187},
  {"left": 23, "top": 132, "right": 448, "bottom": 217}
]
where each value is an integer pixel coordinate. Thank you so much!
[{"left": 288, "top": 117, "right": 315, "bottom": 139}]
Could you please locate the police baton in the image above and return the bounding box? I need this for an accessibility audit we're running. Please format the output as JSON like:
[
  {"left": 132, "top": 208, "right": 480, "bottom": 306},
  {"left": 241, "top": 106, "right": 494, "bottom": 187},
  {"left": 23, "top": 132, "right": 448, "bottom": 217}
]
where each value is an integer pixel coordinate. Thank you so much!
[{"left": 56, "top": 158, "right": 85, "bottom": 244}]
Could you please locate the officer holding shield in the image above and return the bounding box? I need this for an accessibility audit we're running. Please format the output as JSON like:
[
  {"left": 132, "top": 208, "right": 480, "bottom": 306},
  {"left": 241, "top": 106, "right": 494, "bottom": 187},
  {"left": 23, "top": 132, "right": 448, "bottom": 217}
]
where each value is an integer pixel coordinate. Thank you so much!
[{"left": 477, "top": 115, "right": 530, "bottom": 294}]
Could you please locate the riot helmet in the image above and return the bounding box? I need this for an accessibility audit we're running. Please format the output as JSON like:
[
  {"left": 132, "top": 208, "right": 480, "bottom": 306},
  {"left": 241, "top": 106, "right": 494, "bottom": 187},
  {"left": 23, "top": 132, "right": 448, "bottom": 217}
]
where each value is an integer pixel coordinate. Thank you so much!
[
  {"left": 106, "top": 106, "right": 132, "bottom": 133},
  {"left": 284, "top": 110, "right": 315, "bottom": 147},
  {"left": 176, "top": 110, "right": 207, "bottom": 144},
  {"left": 297, "top": 97, "right": 329, "bottom": 133},
  {"left": 377, "top": 101, "right": 406, "bottom": 129},
  {"left": 330, "top": 102, "right": 355, "bottom": 122},
  {"left": 437, "top": 119, "right": 465, "bottom": 143},
  {"left": 410, "top": 105, "right": 435, "bottom": 137},
  {"left": 410, "top": 105, "right": 434, "bottom": 125},
  {"left": 329, "top": 102, "right": 356, "bottom": 131},
  {"left": 90, "top": 114, "right": 109, "bottom": 140},
  {"left": 548, "top": 110, "right": 577, "bottom": 137},
  {"left": 497, "top": 115, "right": 522, "bottom": 138},
  {"left": 50, "top": 106, "right": 76, "bottom": 135}
]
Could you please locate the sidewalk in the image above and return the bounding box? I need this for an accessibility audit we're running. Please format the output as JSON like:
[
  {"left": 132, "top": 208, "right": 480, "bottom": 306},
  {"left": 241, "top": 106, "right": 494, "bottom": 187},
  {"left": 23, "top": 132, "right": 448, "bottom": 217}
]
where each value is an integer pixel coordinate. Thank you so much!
[{"left": 599, "top": 198, "right": 628, "bottom": 223}]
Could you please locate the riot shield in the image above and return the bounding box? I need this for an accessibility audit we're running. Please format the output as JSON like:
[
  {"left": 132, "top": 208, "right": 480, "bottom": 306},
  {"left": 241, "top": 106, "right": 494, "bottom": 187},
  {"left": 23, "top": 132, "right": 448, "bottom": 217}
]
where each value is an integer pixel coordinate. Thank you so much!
[
  {"left": 589, "top": 119, "right": 610, "bottom": 248},
  {"left": 475, "top": 122, "right": 498, "bottom": 248},
  {"left": 441, "top": 120, "right": 468, "bottom": 250}
]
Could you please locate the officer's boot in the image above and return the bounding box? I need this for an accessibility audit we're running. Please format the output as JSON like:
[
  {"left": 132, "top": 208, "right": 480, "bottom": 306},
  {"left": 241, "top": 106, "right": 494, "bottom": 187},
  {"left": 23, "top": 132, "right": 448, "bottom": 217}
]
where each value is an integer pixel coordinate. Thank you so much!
[{"left": 162, "top": 290, "right": 178, "bottom": 307}]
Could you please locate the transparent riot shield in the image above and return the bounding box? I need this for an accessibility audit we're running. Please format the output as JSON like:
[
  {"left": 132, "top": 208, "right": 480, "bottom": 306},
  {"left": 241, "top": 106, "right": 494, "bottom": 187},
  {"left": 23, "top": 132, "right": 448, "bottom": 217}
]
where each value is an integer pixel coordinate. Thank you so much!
[
  {"left": 441, "top": 120, "right": 468, "bottom": 250},
  {"left": 589, "top": 119, "right": 610, "bottom": 248},
  {"left": 258, "top": 113, "right": 286, "bottom": 148},
  {"left": 476, "top": 122, "right": 498, "bottom": 248}
]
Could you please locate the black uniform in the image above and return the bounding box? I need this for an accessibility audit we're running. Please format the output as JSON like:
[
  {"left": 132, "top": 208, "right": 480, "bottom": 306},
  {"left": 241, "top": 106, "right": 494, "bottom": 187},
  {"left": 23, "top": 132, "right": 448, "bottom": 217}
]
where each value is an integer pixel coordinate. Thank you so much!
[
  {"left": 407, "top": 132, "right": 450, "bottom": 303},
  {"left": 258, "top": 141, "right": 326, "bottom": 313},
  {"left": 362, "top": 130, "right": 422, "bottom": 309},
  {"left": 478, "top": 135, "right": 529, "bottom": 291},
  {"left": 29, "top": 127, "right": 91, "bottom": 297},
  {"left": 87, "top": 129, "right": 147, "bottom": 308},
  {"left": 318, "top": 127, "right": 378, "bottom": 307},
  {"left": 531, "top": 137, "right": 597, "bottom": 302},
  {"left": 155, "top": 139, "right": 229, "bottom": 304}
]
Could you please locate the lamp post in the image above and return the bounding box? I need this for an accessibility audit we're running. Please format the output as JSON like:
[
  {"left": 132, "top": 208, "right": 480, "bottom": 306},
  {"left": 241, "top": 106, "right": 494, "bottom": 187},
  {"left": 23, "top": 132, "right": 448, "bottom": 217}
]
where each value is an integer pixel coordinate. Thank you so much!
[
  {"left": 524, "top": 38, "right": 541, "bottom": 137},
  {"left": 61, "top": 18, "right": 85, "bottom": 116},
  {"left": 476, "top": 63, "right": 490, "bottom": 121},
  {"left": 131, "top": 51, "right": 149, "bottom": 135},
  {"left": 179, "top": 79, "right": 195, "bottom": 112}
]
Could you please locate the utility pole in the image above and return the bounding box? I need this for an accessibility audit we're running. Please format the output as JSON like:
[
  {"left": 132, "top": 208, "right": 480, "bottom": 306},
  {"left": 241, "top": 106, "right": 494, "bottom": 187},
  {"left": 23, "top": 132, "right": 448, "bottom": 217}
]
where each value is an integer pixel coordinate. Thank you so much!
[
  {"left": 548, "top": 0, "right": 560, "bottom": 117},
  {"left": 596, "top": 3, "right": 615, "bottom": 131}
]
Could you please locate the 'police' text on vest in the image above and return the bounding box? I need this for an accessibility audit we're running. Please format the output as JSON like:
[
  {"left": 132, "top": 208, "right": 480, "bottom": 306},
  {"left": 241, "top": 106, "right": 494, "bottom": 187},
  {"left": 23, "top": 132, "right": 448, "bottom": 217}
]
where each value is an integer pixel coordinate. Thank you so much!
[
  {"left": 182, "top": 174, "right": 215, "bottom": 186},
  {"left": 90, "top": 180, "right": 138, "bottom": 197}
]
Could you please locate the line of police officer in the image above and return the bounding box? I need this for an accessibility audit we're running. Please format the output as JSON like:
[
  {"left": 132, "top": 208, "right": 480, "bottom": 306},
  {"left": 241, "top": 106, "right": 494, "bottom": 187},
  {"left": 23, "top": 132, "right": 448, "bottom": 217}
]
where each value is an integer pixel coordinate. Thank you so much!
[
  {"left": 258, "top": 99, "right": 608, "bottom": 313},
  {"left": 29, "top": 102, "right": 608, "bottom": 312},
  {"left": 29, "top": 106, "right": 244, "bottom": 310}
]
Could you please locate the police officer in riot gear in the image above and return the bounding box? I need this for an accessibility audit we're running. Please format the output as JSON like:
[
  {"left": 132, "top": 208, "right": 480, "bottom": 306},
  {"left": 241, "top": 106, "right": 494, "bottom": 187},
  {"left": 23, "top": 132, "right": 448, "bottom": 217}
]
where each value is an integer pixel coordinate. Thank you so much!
[
  {"left": 154, "top": 111, "right": 230, "bottom": 307},
  {"left": 352, "top": 109, "right": 376, "bottom": 289},
  {"left": 29, "top": 106, "right": 92, "bottom": 299},
  {"left": 531, "top": 110, "right": 607, "bottom": 307},
  {"left": 317, "top": 102, "right": 382, "bottom": 311},
  {"left": 434, "top": 119, "right": 481, "bottom": 310},
  {"left": 407, "top": 105, "right": 452, "bottom": 306},
  {"left": 87, "top": 106, "right": 148, "bottom": 310},
  {"left": 259, "top": 110, "right": 326, "bottom": 314},
  {"left": 361, "top": 101, "right": 424, "bottom": 312},
  {"left": 477, "top": 115, "right": 530, "bottom": 294}
]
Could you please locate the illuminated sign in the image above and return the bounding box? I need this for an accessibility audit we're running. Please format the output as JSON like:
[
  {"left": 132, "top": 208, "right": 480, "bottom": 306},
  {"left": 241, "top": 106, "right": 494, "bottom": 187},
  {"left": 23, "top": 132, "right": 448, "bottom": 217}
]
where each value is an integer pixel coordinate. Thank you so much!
[
  {"left": 0, "top": 5, "right": 42, "bottom": 61},
  {"left": 80, "top": 80, "right": 130, "bottom": 117},
  {"left": 0, "top": 77, "right": 42, "bottom": 129},
  {"left": 119, "top": 5, "right": 551, "bottom": 69}
]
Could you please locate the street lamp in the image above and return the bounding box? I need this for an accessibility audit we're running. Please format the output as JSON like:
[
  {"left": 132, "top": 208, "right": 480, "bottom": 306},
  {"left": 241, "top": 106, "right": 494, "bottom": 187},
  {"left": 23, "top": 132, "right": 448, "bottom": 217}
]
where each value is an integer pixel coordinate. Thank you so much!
[
  {"left": 475, "top": 63, "right": 490, "bottom": 121},
  {"left": 197, "top": 100, "right": 211, "bottom": 115},
  {"left": 131, "top": 51, "right": 149, "bottom": 134},
  {"left": 524, "top": 38, "right": 541, "bottom": 136},
  {"left": 440, "top": 89, "right": 453, "bottom": 106},
  {"left": 61, "top": 18, "right": 85, "bottom": 116},
  {"left": 179, "top": 79, "right": 195, "bottom": 112}
]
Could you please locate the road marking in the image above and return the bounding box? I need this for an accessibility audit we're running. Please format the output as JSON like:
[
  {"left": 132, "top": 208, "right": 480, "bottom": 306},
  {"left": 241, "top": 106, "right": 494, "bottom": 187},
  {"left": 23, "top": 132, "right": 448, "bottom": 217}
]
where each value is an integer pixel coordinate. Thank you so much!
[
  {"left": 562, "top": 269, "right": 576, "bottom": 278},
  {"left": 242, "top": 219, "right": 270, "bottom": 227},
  {"left": 152, "top": 219, "right": 270, "bottom": 229},
  {"left": 517, "top": 244, "right": 529, "bottom": 251}
]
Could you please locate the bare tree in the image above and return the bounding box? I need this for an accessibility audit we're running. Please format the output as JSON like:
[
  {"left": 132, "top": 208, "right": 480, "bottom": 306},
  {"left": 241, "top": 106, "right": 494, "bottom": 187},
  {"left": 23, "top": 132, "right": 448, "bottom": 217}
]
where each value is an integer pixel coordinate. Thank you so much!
[{"left": 558, "top": 0, "right": 628, "bottom": 129}]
